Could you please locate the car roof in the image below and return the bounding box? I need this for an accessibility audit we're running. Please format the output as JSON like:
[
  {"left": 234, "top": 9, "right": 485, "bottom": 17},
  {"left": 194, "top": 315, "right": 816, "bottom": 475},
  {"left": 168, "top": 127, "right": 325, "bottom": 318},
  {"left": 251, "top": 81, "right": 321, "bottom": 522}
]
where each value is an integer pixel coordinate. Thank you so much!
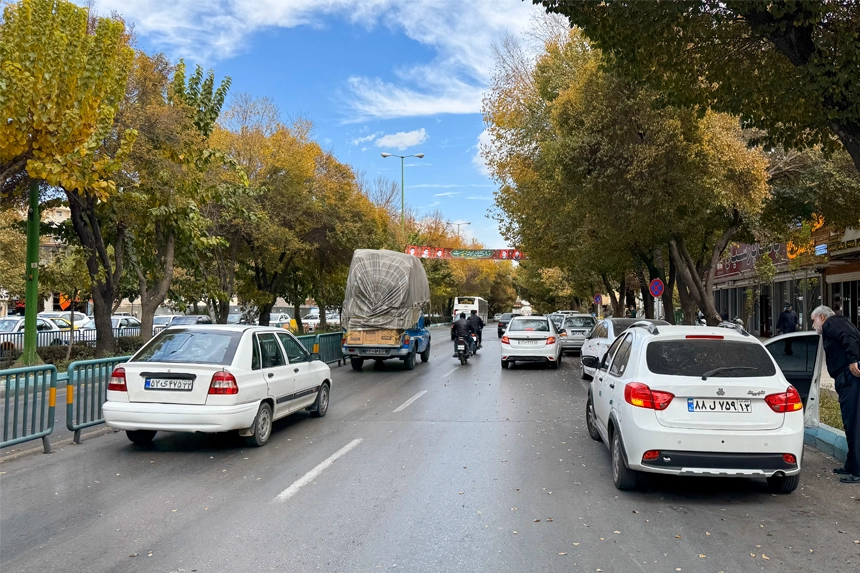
[
  {"left": 628, "top": 324, "right": 755, "bottom": 342},
  {"left": 162, "top": 324, "right": 283, "bottom": 333}
]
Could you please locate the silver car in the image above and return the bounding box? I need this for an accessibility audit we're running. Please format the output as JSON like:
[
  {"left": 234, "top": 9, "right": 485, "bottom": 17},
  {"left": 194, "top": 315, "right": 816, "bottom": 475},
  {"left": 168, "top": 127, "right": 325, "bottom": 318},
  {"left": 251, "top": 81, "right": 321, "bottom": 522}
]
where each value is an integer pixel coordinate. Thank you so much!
[{"left": 558, "top": 314, "right": 597, "bottom": 354}]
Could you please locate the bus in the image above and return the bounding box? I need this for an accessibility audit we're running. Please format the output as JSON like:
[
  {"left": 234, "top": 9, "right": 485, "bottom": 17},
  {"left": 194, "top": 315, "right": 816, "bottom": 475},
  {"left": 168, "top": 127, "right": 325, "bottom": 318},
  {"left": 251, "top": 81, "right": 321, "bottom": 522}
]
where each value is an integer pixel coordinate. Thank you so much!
[{"left": 453, "top": 296, "right": 488, "bottom": 324}]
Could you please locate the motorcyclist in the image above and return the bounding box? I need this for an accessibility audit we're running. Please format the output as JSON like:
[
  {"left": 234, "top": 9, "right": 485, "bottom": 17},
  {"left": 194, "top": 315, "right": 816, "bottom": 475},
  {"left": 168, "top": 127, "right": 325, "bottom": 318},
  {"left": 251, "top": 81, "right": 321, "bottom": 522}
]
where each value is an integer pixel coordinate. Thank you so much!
[
  {"left": 452, "top": 312, "right": 476, "bottom": 357},
  {"left": 467, "top": 309, "right": 484, "bottom": 349}
]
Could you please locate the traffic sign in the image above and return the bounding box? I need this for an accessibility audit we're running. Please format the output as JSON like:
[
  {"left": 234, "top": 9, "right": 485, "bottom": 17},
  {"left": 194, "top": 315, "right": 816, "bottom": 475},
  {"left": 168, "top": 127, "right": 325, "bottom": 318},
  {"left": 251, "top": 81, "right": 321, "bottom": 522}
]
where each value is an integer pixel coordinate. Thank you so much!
[
  {"left": 649, "top": 278, "right": 665, "bottom": 298},
  {"left": 593, "top": 294, "right": 602, "bottom": 305}
]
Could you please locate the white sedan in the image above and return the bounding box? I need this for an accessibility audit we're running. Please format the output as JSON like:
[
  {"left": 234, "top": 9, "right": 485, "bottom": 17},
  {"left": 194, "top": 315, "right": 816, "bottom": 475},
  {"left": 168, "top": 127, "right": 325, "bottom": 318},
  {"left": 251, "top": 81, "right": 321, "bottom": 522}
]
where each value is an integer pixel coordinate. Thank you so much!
[
  {"left": 103, "top": 325, "right": 332, "bottom": 447},
  {"left": 580, "top": 318, "right": 669, "bottom": 380},
  {"left": 500, "top": 315, "right": 562, "bottom": 369},
  {"left": 583, "top": 324, "right": 805, "bottom": 493}
]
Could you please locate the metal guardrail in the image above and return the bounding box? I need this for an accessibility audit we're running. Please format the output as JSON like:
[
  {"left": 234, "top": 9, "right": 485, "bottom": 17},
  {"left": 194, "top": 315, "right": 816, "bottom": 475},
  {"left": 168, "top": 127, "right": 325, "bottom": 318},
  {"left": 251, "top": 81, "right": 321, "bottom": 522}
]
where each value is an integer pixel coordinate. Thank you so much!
[
  {"left": 0, "top": 331, "right": 70, "bottom": 355},
  {"left": 66, "top": 356, "right": 130, "bottom": 444},
  {"left": 316, "top": 332, "right": 344, "bottom": 366},
  {"left": 1, "top": 365, "right": 57, "bottom": 453}
]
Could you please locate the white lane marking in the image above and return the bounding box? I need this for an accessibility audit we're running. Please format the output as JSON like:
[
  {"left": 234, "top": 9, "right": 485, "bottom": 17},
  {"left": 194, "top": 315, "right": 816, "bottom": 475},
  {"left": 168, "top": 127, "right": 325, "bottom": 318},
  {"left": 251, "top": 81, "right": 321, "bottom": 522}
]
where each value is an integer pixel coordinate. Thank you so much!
[
  {"left": 273, "top": 438, "right": 363, "bottom": 503},
  {"left": 441, "top": 368, "right": 457, "bottom": 379},
  {"left": 393, "top": 390, "right": 428, "bottom": 413}
]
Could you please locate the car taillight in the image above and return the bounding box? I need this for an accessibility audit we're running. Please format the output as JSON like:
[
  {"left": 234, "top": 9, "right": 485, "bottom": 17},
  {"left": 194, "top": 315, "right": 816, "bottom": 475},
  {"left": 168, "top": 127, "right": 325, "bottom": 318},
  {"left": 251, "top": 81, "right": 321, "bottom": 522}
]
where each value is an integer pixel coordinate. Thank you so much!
[
  {"left": 765, "top": 386, "right": 802, "bottom": 413},
  {"left": 546, "top": 336, "right": 556, "bottom": 344},
  {"left": 209, "top": 371, "right": 239, "bottom": 395},
  {"left": 782, "top": 453, "right": 797, "bottom": 465},
  {"left": 501, "top": 336, "right": 510, "bottom": 344},
  {"left": 403, "top": 334, "right": 411, "bottom": 345},
  {"left": 642, "top": 450, "right": 660, "bottom": 461},
  {"left": 624, "top": 382, "right": 674, "bottom": 411},
  {"left": 107, "top": 367, "right": 127, "bottom": 392}
]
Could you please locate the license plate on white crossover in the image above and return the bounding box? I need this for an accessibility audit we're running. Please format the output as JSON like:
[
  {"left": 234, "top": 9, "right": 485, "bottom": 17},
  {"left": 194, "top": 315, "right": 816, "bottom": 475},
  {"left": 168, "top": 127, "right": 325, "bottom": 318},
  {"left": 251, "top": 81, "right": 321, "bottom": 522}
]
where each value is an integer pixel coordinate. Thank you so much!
[
  {"left": 688, "top": 398, "right": 751, "bottom": 413},
  {"left": 145, "top": 378, "right": 193, "bottom": 391}
]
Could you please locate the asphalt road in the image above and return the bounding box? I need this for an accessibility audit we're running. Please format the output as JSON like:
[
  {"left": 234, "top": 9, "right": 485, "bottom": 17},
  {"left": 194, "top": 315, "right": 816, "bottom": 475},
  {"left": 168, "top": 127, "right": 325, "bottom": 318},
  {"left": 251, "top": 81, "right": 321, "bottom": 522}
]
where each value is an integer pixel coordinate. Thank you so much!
[{"left": 1, "top": 333, "right": 858, "bottom": 573}]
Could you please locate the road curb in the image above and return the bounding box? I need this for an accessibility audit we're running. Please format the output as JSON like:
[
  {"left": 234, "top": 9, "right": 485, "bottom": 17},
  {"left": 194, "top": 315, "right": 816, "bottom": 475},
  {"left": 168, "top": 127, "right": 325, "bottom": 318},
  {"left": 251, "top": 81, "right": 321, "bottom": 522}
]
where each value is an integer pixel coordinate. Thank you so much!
[{"left": 805, "top": 423, "right": 848, "bottom": 463}]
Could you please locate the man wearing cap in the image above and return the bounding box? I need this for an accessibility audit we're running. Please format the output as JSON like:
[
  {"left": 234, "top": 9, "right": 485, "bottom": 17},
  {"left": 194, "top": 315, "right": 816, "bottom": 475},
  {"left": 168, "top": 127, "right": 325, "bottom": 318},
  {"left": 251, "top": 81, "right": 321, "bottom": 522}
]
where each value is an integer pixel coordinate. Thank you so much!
[{"left": 776, "top": 303, "right": 799, "bottom": 355}]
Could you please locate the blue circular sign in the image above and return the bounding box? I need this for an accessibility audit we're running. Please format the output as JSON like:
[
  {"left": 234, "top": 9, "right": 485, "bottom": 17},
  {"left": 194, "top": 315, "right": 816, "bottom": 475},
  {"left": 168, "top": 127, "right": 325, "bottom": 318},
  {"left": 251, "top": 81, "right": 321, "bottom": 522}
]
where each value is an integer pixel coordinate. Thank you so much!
[{"left": 649, "top": 279, "right": 665, "bottom": 298}]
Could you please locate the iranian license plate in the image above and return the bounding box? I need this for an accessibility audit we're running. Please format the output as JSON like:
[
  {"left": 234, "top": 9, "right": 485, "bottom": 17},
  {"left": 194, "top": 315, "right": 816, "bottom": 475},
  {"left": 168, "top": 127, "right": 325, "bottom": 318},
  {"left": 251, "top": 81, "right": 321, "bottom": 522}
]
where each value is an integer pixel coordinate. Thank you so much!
[
  {"left": 457, "top": 344, "right": 466, "bottom": 350},
  {"left": 519, "top": 340, "right": 540, "bottom": 345},
  {"left": 364, "top": 349, "right": 388, "bottom": 355},
  {"left": 688, "top": 398, "right": 752, "bottom": 413},
  {"left": 145, "top": 378, "right": 193, "bottom": 391}
]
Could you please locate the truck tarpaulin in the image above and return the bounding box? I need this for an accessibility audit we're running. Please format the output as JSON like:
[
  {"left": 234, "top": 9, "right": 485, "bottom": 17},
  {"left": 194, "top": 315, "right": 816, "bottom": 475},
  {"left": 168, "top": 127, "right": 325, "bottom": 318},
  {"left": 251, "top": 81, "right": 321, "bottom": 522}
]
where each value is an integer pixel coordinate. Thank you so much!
[{"left": 343, "top": 249, "right": 430, "bottom": 331}]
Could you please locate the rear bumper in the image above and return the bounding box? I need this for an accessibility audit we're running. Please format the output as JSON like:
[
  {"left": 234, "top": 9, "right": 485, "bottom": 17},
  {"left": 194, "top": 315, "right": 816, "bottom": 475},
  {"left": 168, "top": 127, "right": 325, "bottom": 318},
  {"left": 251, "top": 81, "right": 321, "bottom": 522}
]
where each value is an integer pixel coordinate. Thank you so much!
[
  {"left": 343, "top": 346, "right": 410, "bottom": 358},
  {"left": 103, "top": 401, "right": 260, "bottom": 433},
  {"left": 502, "top": 355, "right": 554, "bottom": 363},
  {"left": 641, "top": 451, "right": 798, "bottom": 476}
]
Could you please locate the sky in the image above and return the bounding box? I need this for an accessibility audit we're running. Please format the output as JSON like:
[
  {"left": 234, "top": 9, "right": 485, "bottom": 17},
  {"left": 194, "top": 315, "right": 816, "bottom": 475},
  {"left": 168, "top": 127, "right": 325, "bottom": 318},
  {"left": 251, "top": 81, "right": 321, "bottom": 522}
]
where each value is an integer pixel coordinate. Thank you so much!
[{"left": 83, "top": 0, "right": 550, "bottom": 247}]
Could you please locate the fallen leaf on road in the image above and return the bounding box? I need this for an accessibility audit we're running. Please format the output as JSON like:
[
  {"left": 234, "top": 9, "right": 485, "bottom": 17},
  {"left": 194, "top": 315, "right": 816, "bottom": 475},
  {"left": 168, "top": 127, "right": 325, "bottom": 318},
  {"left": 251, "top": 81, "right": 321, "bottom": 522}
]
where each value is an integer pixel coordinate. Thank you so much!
[
  {"left": 459, "top": 492, "right": 464, "bottom": 495},
  {"left": 573, "top": 543, "right": 580, "bottom": 546},
  {"left": 675, "top": 535, "right": 682, "bottom": 539},
  {"left": 699, "top": 554, "right": 706, "bottom": 558},
  {"left": 513, "top": 531, "right": 517, "bottom": 534},
  {"left": 750, "top": 554, "right": 756, "bottom": 557},
  {"left": 558, "top": 552, "right": 567, "bottom": 555},
  {"left": 129, "top": 554, "right": 138, "bottom": 558},
  {"left": 762, "top": 555, "right": 770, "bottom": 560},
  {"left": 547, "top": 518, "right": 553, "bottom": 522},
  {"left": 706, "top": 532, "right": 711, "bottom": 536},
  {"left": 534, "top": 519, "right": 541, "bottom": 523},
  {"left": 614, "top": 531, "right": 620, "bottom": 534},
  {"left": 632, "top": 510, "right": 639, "bottom": 514}
]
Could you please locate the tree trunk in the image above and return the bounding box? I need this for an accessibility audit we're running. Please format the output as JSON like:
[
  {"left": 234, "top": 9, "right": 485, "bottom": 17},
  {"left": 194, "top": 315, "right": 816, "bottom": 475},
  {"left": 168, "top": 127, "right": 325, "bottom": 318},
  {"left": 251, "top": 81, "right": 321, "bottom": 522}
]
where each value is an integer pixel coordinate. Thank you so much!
[
  {"left": 670, "top": 239, "right": 721, "bottom": 325},
  {"left": 258, "top": 297, "right": 275, "bottom": 327},
  {"left": 635, "top": 262, "right": 654, "bottom": 319},
  {"left": 601, "top": 274, "right": 621, "bottom": 317},
  {"left": 90, "top": 285, "right": 116, "bottom": 357},
  {"left": 214, "top": 298, "right": 230, "bottom": 324},
  {"left": 293, "top": 300, "right": 304, "bottom": 334},
  {"left": 830, "top": 122, "right": 860, "bottom": 173},
  {"left": 135, "top": 232, "right": 176, "bottom": 343},
  {"left": 675, "top": 267, "right": 698, "bottom": 325}
]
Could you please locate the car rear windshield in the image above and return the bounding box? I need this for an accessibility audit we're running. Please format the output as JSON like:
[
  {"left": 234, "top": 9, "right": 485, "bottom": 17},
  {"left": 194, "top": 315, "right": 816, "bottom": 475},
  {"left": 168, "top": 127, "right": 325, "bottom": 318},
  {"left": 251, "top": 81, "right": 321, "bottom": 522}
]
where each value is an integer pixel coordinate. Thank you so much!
[
  {"left": 501, "top": 314, "right": 514, "bottom": 321},
  {"left": 508, "top": 318, "right": 550, "bottom": 332},
  {"left": 133, "top": 330, "right": 243, "bottom": 365},
  {"left": 646, "top": 340, "right": 777, "bottom": 377},
  {"left": 565, "top": 317, "right": 596, "bottom": 328}
]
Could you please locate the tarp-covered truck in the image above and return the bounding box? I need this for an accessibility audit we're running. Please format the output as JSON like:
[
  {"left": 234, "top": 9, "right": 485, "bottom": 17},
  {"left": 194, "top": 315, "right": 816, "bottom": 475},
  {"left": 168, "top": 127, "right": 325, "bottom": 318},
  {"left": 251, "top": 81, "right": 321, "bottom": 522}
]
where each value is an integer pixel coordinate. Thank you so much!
[{"left": 342, "top": 249, "right": 431, "bottom": 371}]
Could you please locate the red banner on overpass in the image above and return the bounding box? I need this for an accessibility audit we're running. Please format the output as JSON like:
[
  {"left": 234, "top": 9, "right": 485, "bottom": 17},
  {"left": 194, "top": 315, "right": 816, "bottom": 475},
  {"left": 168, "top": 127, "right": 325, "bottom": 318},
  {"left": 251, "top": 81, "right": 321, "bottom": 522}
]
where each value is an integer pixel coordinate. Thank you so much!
[{"left": 405, "top": 246, "right": 526, "bottom": 260}]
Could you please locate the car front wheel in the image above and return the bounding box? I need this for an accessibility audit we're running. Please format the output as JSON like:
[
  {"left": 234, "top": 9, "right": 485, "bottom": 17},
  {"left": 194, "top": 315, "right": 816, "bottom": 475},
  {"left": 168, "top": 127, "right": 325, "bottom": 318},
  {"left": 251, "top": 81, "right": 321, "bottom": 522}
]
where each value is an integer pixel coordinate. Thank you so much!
[
  {"left": 127, "top": 430, "right": 156, "bottom": 445},
  {"left": 611, "top": 430, "right": 638, "bottom": 490},
  {"left": 586, "top": 396, "right": 601, "bottom": 441}
]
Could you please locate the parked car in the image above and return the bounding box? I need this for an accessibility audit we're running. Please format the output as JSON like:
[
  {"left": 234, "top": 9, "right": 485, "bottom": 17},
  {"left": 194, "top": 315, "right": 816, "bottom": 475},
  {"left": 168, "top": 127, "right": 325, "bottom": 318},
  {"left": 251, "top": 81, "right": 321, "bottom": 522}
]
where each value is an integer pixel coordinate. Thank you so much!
[
  {"left": 548, "top": 313, "right": 565, "bottom": 330},
  {"left": 497, "top": 313, "right": 516, "bottom": 338},
  {"left": 169, "top": 315, "right": 213, "bottom": 326},
  {"left": 580, "top": 318, "right": 669, "bottom": 381},
  {"left": 0, "top": 316, "right": 68, "bottom": 353},
  {"left": 500, "top": 315, "right": 562, "bottom": 369},
  {"left": 493, "top": 313, "right": 502, "bottom": 322},
  {"left": 103, "top": 325, "right": 331, "bottom": 447},
  {"left": 559, "top": 314, "right": 597, "bottom": 354},
  {"left": 226, "top": 313, "right": 249, "bottom": 324},
  {"left": 75, "top": 315, "right": 144, "bottom": 346},
  {"left": 153, "top": 315, "right": 177, "bottom": 327},
  {"left": 582, "top": 323, "right": 805, "bottom": 493}
]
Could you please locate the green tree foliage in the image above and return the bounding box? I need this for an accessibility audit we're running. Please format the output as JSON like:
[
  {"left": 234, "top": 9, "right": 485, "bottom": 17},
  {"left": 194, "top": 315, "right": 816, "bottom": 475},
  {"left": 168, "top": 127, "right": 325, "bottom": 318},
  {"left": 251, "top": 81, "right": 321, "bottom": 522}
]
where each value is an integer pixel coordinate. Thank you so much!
[
  {"left": 0, "top": 0, "right": 136, "bottom": 356},
  {"left": 534, "top": 0, "right": 860, "bottom": 172},
  {"left": 0, "top": 210, "right": 26, "bottom": 298}
]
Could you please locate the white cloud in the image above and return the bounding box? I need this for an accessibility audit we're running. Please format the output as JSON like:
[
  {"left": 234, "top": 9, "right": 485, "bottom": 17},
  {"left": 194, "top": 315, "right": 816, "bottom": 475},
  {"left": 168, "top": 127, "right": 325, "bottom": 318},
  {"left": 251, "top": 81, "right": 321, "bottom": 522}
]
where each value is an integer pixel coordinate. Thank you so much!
[
  {"left": 433, "top": 192, "right": 461, "bottom": 197},
  {"left": 351, "top": 133, "right": 380, "bottom": 145},
  {"left": 375, "top": 128, "right": 428, "bottom": 151},
  {"left": 472, "top": 128, "right": 493, "bottom": 176},
  {"left": 83, "top": 0, "right": 541, "bottom": 120}
]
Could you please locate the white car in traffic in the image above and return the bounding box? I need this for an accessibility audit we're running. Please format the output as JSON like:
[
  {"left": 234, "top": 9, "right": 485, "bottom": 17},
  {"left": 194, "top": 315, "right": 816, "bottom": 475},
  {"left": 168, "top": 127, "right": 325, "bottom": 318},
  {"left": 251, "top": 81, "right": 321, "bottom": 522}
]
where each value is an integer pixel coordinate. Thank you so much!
[
  {"left": 580, "top": 318, "right": 669, "bottom": 380},
  {"left": 583, "top": 324, "right": 805, "bottom": 493},
  {"left": 103, "top": 325, "right": 332, "bottom": 447},
  {"left": 500, "top": 315, "right": 562, "bottom": 369}
]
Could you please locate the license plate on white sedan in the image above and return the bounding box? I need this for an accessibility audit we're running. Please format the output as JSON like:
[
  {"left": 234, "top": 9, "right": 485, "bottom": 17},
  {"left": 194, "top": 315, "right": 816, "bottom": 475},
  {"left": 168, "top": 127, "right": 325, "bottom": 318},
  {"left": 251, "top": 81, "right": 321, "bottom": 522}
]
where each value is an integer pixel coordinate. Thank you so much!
[
  {"left": 145, "top": 378, "right": 193, "bottom": 391},
  {"left": 688, "top": 398, "right": 751, "bottom": 413},
  {"left": 519, "top": 340, "right": 540, "bottom": 345}
]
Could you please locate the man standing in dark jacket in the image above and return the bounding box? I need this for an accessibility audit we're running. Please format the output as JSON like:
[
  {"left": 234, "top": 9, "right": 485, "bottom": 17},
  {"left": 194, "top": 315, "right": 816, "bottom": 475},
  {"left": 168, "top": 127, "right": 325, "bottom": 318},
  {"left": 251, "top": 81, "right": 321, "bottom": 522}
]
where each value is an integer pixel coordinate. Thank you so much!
[
  {"left": 452, "top": 313, "right": 476, "bottom": 356},
  {"left": 777, "top": 303, "right": 799, "bottom": 355},
  {"left": 812, "top": 305, "right": 860, "bottom": 483}
]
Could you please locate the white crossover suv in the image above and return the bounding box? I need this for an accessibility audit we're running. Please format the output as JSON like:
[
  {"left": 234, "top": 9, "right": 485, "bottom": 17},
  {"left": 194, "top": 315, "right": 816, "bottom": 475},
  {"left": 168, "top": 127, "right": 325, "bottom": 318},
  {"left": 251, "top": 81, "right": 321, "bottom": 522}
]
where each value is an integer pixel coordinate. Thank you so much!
[{"left": 582, "top": 324, "right": 805, "bottom": 493}]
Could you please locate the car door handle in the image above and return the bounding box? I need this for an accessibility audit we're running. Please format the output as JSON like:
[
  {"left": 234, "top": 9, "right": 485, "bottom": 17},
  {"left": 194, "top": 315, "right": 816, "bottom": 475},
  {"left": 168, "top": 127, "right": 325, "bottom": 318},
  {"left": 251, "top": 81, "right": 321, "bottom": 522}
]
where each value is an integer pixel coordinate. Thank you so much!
[
  {"left": 609, "top": 383, "right": 615, "bottom": 389},
  {"left": 294, "top": 368, "right": 300, "bottom": 373},
  {"left": 268, "top": 372, "right": 274, "bottom": 378}
]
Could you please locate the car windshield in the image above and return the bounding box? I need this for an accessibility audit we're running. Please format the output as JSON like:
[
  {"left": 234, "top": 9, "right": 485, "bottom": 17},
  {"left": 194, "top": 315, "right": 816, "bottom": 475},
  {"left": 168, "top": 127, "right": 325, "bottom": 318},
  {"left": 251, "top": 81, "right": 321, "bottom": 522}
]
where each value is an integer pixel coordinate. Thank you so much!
[
  {"left": 611, "top": 318, "right": 669, "bottom": 337},
  {"left": 133, "top": 330, "right": 243, "bottom": 365},
  {"left": 646, "top": 340, "right": 777, "bottom": 377},
  {"left": 549, "top": 315, "right": 564, "bottom": 327},
  {"left": 226, "top": 314, "right": 244, "bottom": 324},
  {"left": 508, "top": 318, "right": 550, "bottom": 332},
  {"left": 170, "top": 316, "right": 201, "bottom": 325},
  {"left": 0, "top": 319, "right": 19, "bottom": 332},
  {"left": 302, "top": 314, "right": 319, "bottom": 321},
  {"left": 564, "top": 317, "right": 596, "bottom": 328}
]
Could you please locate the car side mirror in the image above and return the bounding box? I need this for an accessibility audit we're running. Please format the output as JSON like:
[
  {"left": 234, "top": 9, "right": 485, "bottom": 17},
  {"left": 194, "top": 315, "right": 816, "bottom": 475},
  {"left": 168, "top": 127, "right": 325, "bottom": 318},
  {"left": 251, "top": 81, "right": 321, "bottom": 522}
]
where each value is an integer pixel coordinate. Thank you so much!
[
  {"left": 581, "top": 355, "right": 600, "bottom": 369},
  {"left": 559, "top": 329, "right": 567, "bottom": 335},
  {"left": 311, "top": 352, "right": 322, "bottom": 362}
]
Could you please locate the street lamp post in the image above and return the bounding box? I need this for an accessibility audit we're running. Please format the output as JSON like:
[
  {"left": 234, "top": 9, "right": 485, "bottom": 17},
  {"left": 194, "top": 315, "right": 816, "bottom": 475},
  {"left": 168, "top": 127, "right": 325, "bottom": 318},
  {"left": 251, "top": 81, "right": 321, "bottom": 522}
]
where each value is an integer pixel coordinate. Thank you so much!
[
  {"left": 453, "top": 221, "right": 471, "bottom": 241},
  {"left": 381, "top": 152, "right": 424, "bottom": 238}
]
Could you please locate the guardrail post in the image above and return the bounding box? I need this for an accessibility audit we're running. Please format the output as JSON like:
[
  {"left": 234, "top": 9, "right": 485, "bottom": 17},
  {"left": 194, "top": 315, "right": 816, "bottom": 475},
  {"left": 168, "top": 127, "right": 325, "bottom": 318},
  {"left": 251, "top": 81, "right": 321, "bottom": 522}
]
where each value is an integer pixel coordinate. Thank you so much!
[
  {"left": 67, "top": 356, "right": 130, "bottom": 444},
  {"left": 1, "top": 365, "right": 57, "bottom": 453}
]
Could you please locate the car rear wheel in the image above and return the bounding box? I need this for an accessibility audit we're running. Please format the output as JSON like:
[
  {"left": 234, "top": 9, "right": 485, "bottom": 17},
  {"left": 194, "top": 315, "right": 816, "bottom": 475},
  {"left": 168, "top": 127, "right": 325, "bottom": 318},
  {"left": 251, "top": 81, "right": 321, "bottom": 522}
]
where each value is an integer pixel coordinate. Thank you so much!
[
  {"left": 501, "top": 360, "right": 509, "bottom": 369},
  {"left": 586, "top": 396, "right": 601, "bottom": 442},
  {"left": 420, "top": 342, "right": 431, "bottom": 363},
  {"left": 245, "top": 402, "right": 273, "bottom": 447},
  {"left": 310, "top": 383, "right": 330, "bottom": 418},
  {"left": 127, "top": 430, "right": 156, "bottom": 446},
  {"left": 404, "top": 347, "right": 416, "bottom": 370},
  {"left": 766, "top": 474, "right": 799, "bottom": 494},
  {"left": 350, "top": 358, "right": 364, "bottom": 371},
  {"left": 611, "top": 430, "right": 639, "bottom": 490}
]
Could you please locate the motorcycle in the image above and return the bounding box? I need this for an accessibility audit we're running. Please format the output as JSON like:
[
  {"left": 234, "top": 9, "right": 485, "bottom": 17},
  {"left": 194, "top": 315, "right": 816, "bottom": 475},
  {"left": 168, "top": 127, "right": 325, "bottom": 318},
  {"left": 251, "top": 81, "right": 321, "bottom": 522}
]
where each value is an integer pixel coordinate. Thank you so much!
[{"left": 456, "top": 336, "right": 472, "bottom": 365}]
